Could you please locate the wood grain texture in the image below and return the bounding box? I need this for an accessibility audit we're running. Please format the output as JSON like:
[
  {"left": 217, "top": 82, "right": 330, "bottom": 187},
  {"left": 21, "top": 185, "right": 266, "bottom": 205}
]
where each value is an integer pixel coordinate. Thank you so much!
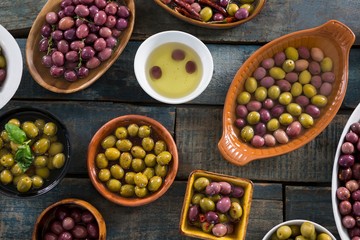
[
  {"left": 12, "top": 39, "right": 360, "bottom": 108},
  {"left": 0, "top": 178, "right": 283, "bottom": 240}
]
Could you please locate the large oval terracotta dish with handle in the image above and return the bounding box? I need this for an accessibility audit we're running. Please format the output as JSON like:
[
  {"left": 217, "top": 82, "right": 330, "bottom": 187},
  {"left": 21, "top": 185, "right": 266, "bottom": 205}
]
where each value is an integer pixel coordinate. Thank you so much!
[
  {"left": 26, "top": 0, "right": 135, "bottom": 94},
  {"left": 154, "top": 0, "right": 266, "bottom": 29},
  {"left": 218, "top": 20, "right": 355, "bottom": 166}
]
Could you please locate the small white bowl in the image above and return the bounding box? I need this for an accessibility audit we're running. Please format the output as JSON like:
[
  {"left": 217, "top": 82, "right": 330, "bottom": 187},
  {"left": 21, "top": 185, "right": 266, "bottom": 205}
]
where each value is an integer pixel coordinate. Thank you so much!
[
  {"left": 332, "top": 102, "right": 360, "bottom": 240},
  {"left": 0, "top": 24, "right": 23, "bottom": 109},
  {"left": 134, "top": 30, "right": 213, "bottom": 104},
  {"left": 262, "top": 219, "right": 336, "bottom": 240}
]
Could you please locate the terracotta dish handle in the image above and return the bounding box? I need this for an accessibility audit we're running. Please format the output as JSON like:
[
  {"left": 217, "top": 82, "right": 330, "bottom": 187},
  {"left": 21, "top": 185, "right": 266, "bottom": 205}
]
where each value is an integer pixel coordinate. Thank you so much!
[{"left": 218, "top": 20, "right": 355, "bottom": 166}]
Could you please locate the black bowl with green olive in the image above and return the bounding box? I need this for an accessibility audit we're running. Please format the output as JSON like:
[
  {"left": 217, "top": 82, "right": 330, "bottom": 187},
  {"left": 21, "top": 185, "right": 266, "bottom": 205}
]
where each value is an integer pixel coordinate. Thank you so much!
[{"left": 0, "top": 107, "right": 71, "bottom": 198}]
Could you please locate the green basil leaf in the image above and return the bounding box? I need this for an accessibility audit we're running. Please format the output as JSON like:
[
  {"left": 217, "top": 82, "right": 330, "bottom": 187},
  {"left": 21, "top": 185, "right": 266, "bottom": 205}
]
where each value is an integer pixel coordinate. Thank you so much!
[
  {"left": 5, "top": 123, "right": 27, "bottom": 144},
  {"left": 15, "top": 145, "right": 34, "bottom": 172}
]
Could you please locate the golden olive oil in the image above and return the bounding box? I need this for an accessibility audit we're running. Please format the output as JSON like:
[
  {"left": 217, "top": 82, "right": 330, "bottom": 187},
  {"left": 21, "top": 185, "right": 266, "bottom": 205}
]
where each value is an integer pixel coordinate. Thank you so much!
[{"left": 146, "top": 42, "right": 203, "bottom": 99}]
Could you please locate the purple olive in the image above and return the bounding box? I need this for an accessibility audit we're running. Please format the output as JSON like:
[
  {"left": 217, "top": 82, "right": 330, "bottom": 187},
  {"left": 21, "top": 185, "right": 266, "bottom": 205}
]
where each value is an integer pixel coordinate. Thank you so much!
[
  {"left": 343, "top": 215, "right": 356, "bottom": 229},
  {"left": 212, "top": 223, "right": 227, "bottom": 237},
  {"left": 171, "top": 49, "right": 185, "bottom": 61},
  {"left": 205, "top": 211, "right": 219, "bottom": 224},
  {"left": 342, "top": 142, "right": 355, "bottom": 154},
  {"left": 337, "top": 186, "right": 351, "bottom": 200},
  {"left": 71, "top": 225, "right": 88, "bottom": 238},
  {"left": 62, "top": 217, "right": 75, "bottom": 230},
  {"left": 346, "top": 132, "right": 359, "bottom": 144},
  {"left": 188, "top": 205, "right": 199, "bottom": 222},
  {"left": 81, "top": 210, "right": 94, "bottom": 223},
  {"left": 353, "top": 190, "right": 360, "bottom": 201},
  {"left": 70, "top": 208, "right": 82, "bottom": 223},
  {"left": 216, "top": 196, "right": 231, "bottom": 213},
  {"left": 353, "top": 164, "right": 360, "bottom": 180},
  {"left": 205, "top": 182, "right": 221, "bottom": 196},
  {"left": 251, "top": 135, "right": 265, "bottom": 147},
  {"left": 354, "top": 201, "right": 360, "bottom": 216},
  {"left": 339, "top": 154, "right": 355, "bottom": 168},
  {"left": 339, "top": 200, "right": 352, "bottom": 215},
  {"left": 339, "top": 167, "right": 353, "bottom": 182},
  {"left": 236, "top": 105, "right": 248, "bottom": 118},
  {"left": 185, "top": 61, "right": 197, "bottom": 74},
  {"left": 87, "top": 222, "right": 99, "bottom": 238},
  {"left": 50, "top": 220, "right": 64, "bottom": 235},
  {"left": 346, "top": 180, "right": 360, "bottom": 192},
  {"left": 231, "top": 186, "right": 244, "bottom": 198},
  {"left": 351, "top": 122, "right": 360, "bottom": 135},
  {"left": 150, "top": 66, "right": 162, "bottom": 80},
  {"left": 44, "top": 232, "right": 58, "bottom": 240},
  {"left": 219, "top": 182, "right": 232, "bottom": 195}
]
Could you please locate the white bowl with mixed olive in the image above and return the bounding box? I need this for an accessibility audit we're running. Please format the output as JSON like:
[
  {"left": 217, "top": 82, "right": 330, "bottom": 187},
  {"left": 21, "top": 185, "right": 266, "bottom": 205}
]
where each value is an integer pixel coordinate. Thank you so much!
[{"left": 0, "top": 107, "right": 70, "bottom": 197}]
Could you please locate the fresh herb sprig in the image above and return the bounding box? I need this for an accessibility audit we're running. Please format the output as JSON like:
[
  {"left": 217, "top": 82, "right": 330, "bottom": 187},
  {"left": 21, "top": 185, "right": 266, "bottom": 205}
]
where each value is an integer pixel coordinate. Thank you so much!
[{"left": 4, "top": 123, "right": 34, "bottom": 172}]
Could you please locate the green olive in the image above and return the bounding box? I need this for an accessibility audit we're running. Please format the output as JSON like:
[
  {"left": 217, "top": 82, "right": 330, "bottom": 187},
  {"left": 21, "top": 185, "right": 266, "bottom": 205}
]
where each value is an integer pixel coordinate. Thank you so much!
[
  {"left": 125, "top": 171, "right": 136, "bottom": 184},
  {"left": 200, "top": 6, "right": 212, "bottom": 22},
  {"left": 142, "top": 167, "right": 155, "bottom": 180},
  {"left": 154, "top": 164, "right": 168, "bottom": 178},
  {"left": 0, "top": 169, "right": 13, "bottom": 185},
  {"left": 101, "top": 135, "right": 116, "bottom": 149},
  {"left": 268, "top": 85, "right": 281, "bottom": 100},
  {"left": 34, "top": 119, "right": 46, "bottom": 131},
  {"left": 199, "top": 197, "right": 215, "bottom": 212},
  {"left": 236, "top": 91, "right": 251, "bottom": 105},
  {"left": 278, "top": 92, "right": 293, "bottom": 105},
  {"left": 138, "top": 125, "right": 151, "bottom": 138},
  {"left": 218, "top": 213, "right": 229, "bottom": 223},
  {"left": 8, "top": 118, "right": 20, "bottom": 127},
  {"left": 240, "top": 3, "right": 254, "bottom": 13},
  {"left": 17, "top": 176, "right": 32, "bottom": 192},
  {"left": 245, "top": 77, "right": 257, "bottom": 93},
  {"left": 52, "top": 153, "right": 65, "bottom": 169},
  {"left": 119, "top": 152, "right": 132, "bottom": 169},
  {"left": 311, "top": 94, "right": 328, "bottom": 107},
  {"left": 120, "top": 184, "right": 135, "bottom": 197},
  {"left": 33, "top": 138, "right": 51, "bottom": 155},
  {"left": 115, "top": 126, "right": 128, "bottom": 139},
  {"left": 267, "top": 118, "right": 280, "bottom": 132},
  {"left": 254, "top": 86, "right": 268, "bottom": 102},
  {"left": 144, "top": 153, "right": 157, "bottom": 167},
  {"left": 127, "top": 124, "right": 139, "bottom": 137},
  {"left": 299, "top": 113, "right": 314, "bottom": 128},
  {"left": 35, "top": 167, "right": 50, "bottom": 179},
  {"left": 22, "top": 121, "right": 39, "bottom": 138},
  {"left": 229, "top": 201, "right": 243, "bottom": 219},
  {"left": 95, "top": 153, "right": 108, "bottom": 169},
  {"left": 227, "top": 3, "right": 239, "bottom": 16},
  {"left": 10, "top": 163, "right": 24, "bottom": 176},
  {"left": 299, "top": 70, "right": 311, "bottom": 84},
  {"left": 246, "top": 111, "right": 260, "bottom": 125},
  {"left": 279, "top": 113, "right": 294, "bottom": 126},
  {"left": 320, "top": 57, "right": 333, "bottom": 72},
  {"left": 106, "top": 179, "right": 121, "bottom": 192},
  {"left": 98, "top": 169, "right": 111, "bottom": 182},
  {"left": 43, "top": 122, "right": 57, "bottom": 137},
  {"left": 134, "top": 172, "right": 148, "bottom": 188},
  {"left": 300, "top": 221, "right": 315, "bottom": 238},
  {"left": 13, "top": 174, "right": 26, "bottom": 186},
  {"left": 276, "top": 225, "right": 292, "bottom": 240},
  {"left": 10, "top": 141, "right": 20, "bottom": 152},
  {"left": 154, "top": 140, "right": 167, "bottom": 155},
  {"left": 110, "top": 164, "right": 124, "bottom": 179},
  {"left": 31, "top": 175, "right": 44, "bottom": 188},
  {"left": 240, "top": 125, "right": 254, "bottom": 142},
  {"left": 105, "top": 147, "right": 120, "bottom": 161},
  {"left": 289, "top": 225, "right": 301, "bottom": 237},
  {"left": 131, "top": 158, "right": 146, "bottom": 172},
  {"left": 116, "top": 139, "right": 132, "bottom": 152},
  {"left": 0, "top": 153, "right": 14, "bottom": 168},
  {"left": 135, "top": 186, "right": 148, "bottom": 197},
  {"left": 269, "top": 67, "right": 286, "bottom": 80},
  {"left": 1, "top": 130, "right": 10, "bottom": 142},
  {"left": 193, "top": 177, "right": 210, "bottom": 191},
  {"left": 282, "top": 59, "right": 295, "bottom": 72},
  {"left": 303, "top": 84, "right": 317, "bottom": 98},
  {"left": 48, "top": 158, "right": 56, "bottom": 170},
  {"left": 156, "top": 151, "right": 172, "bottom": 166},
  {"left": 131, "top": 146, "right": 146, "bottom": 159},
  {"left": 291, "top": 82, "right": 303, "bottom": 97},
  {"left": 0, "top": 138, "right": 3, "bottom": 149},
  {"left": 142, "top": 137, "right": 154, "bottom": 152},
  {"left": 285, "top": 46, "right": 299, "bottom": 61},
  {"left": 286, "top": 103, "right": 302, "bottom": 116},
  {"left": 192, "top": 193, "right": 205, "bottom": 205},
  {"left": 48, "top": 142, "right": 64, "bottom": 156}
]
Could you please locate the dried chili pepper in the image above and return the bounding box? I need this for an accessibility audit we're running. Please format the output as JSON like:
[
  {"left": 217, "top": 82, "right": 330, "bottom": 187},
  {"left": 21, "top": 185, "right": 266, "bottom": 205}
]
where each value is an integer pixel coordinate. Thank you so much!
[
  {"left": 175, "top": 7, "right": 201, "bottom": 21},
  {"left": 198, "top": 0, "right": 228, "bottom": 17},
  {"left": 173, "top": 0, "right": 201, "bottom": 19}
]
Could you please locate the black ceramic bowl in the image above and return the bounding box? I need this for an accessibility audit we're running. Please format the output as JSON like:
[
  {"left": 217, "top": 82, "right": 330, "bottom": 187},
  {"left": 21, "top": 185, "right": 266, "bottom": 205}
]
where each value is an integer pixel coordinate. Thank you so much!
[{"left": 0, "top": 107, "right": 70, "bottom": 197}]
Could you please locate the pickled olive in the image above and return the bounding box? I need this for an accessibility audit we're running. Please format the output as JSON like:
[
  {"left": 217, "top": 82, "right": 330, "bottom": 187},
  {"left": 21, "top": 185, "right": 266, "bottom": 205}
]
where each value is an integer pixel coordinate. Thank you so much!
[
  {"left": 142, "top": 137, "right": 154, "bottom": 152},
  {"left": 273, "top": 129, "right": 289, "bottom": 144},
  {"left": 276, "top": 80, "right": 291, "bottom": 92},
  {"left": 131, "top": 146, "right": 146, "bottom": 159},
  {"left": 115, "top": 126, "right": 128, "bottom": 139},
  {"left": 31, "top": 175, "right": 44, "bottom": 188},
  {"left": 286, "top": 103, "right": 302, "bottom": 117},
  {"left": 148, "top": 175, "right": 162, "bottom": 192},
  {"left": 98, "top": 169, "right": 111, "bottom": 182},
  {"left": 299, "top": 113, "right": 314, "bottom": 128},
  {"left": 154, "top": 164, "right": 167, "bottom": 177},
  {"left": 192, "top": 193, "right": 205, "bottom": 205},
  {"left": 322, "top": 72, "right": 335, "bottom": 83},
  {"left": 135, "top": 186, "right": 149, "bottom": 198},
  {"left": 253, "top": 67, "right": 267, "bottom": 80},
  {"left": 245, "top": 77, "right": 257, "bottom": 93},
  {"left": 10, "top": 163, "right": 23, "bottom": 176},
  {"left": 43, "top": 122, "right": 57, "bottom": 137},
  {"left": 282, "top": 59, "right": 295, "bottom": 72},
  {"left": 143, "top": 167, "right": 155, "bottom": 180},
  {"left": 138, "top": 125, "right": 151, "bottom": 138},
  {"left": 227, "top": 3, "right": 239, "bottom": 16},
  {"left": 110, "top": 164, "right": 124, "bottom": 179},
  {"left": 144, "top": 153, "right": 157, "bottom": 167},
  {"left": 200, "top": 6, "right": 212, "bottom": 22},
  {"left": 131, "top": 158, "right": 146, "bottom": 172},
  {"left": 33, "top": 138, "right": 51, "bottom": 155},
  {"left": 17, "top": 176, "right": 32, "bottom": 193},
  {"left": 298, "top": 70, "right": 311, "bottom": 84},
  {"left": 48, "top": 142, "right": 64, "bottom": 156},
  {"left": 311, "top": 94, "right": 328, "bottom": 107},
  {"left": 303, "top": 84, "right": 317, "bottom": 98},
  {"left": 150, "top": 66, "right": 162, "bottom": 79},
  {"left": 52, "top": 153, "right": 65, "bottom": 168},
  {"left": 104, "top": 147, "right": 120, "bottom": 160},
  {"left": 260, "top": 76, "right": 275, "bottom": 88},
  {"left": 294, "top": 59, "right": 309, "bottom": 72},
  {"left": 120, "top": 184, "right": 135, "bottom": 197},
  {"left": 236, "top": 91, "right": 251, "bottom": 105},
  {"left": 154, "top": 140, "right": 167, "bottom": 155},
  {"left": 194, "top": 177, "right": 210, "bottom": 191},
  {"left": 290, "top": 82, "right": 303, "bottom": 97},
  {"left": 274, "top": 51, "right": 286, "bottom": 66},
  {"left": 156, "top": 151, "right": 172, "bottom": 165},
  {"left": 267, "top": 119, "right": 280, "bottom": 132},
  {"left": 279, "top": 113, "right": 294, "bottom": 126},
  {"left": 269, "top": 67, "right": 286, "bottom": 80},
  {"left": 200, "top": 197, "right": 216, "bottom": 212},
  {"left": 236, "top": 105, "right": 248, "bottom": 118},
  {"left": 127, "top": 123, "right": 139, "bottom": 137},
  {"left": 276, "top": 225, "right": 292, "bottom": 239},
  {"left": 106, "top": 179, "right": 121, "bottom": 192},
  {"left": 264, "top": 134, "right": 276, "bottom": 146},
  {"left": 295, "top": 95, "right": 310, "bottom": 107},
  {"left": 134, "top": 172, "right": 148, "bottom": 188},
  {"left": 1, "top": 130, "right": 10, "bottom": 142},
  {"left": 285, "top": 46, "right": 299, "bottom": 61},
  {"left": 22, "top": 122, "right": 39, "bottom": 138},
  {"left": 271, "top": 105, "right": 285, "bottom": 118},
  {"left": 240, "top": 125, "right": 254, "bottom": 142},
  {"left": 251, "top": 135, "right": 265, "bottom": 147},
  {"left": 268, "top": 85, "right": 281, "bottom": 100},
  {"left": 300, "top": 221, "right": 316, "bottom": 238},
  {"left": 320, "top": 82, "right": 332, "bottom": 96},
  {"left": 0, "top": 169, "right": 13, "bottom": 185},
  {"left": 261, "top": 58, "right": 275, "bottom": 69},
  {"left": 36, "top": 167, "right": 50, "bottom": 179},
  {"left": 116, "top": 139, "right": 132, "bottom": 151},
  {"left": 0, "top": 154, "right": 14, "bottom": 168},
  {"left": 119, "top": 152, "right": 132, "bottom": 169},
  {"left": 125, "top": 172, "right": 136, "bottom": 184},
  {"left": 254, "top": 86, "right": 267, "bottom": 102},
  {"left": 310, "top": 47, "right": 324, "bottom": 62},
  {"left": 101, "top": 135, "right": 116, "bottom": 149},
  {"left": 308, "top": 61, "right": 321, "bottom": 75},
  {"left": 229, "top": 202, "right": 242, "bottom": 219},
  {"left": 305, "top": 104, "right": 321, "bottom": 118},
  {"left": 246, "top": 100, "right": 262, "bottom": 111},
  {"left": 246, "top": 111, "right": 260, "bottom": 125},
  {"left": 285, "top": 72, "right": 298, "bottom": 83},
  {"left": 278, "top": 92, "right": 293, "bottom": 105},
  {"left": 212, "top": 223, "right": 227, "bottom": 237}
]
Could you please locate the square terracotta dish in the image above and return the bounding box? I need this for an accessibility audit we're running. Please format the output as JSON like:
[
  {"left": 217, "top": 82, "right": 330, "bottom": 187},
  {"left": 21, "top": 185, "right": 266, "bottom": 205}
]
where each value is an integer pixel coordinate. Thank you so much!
[{"left": 180, "top": 170, "right": 253, "bottom": 240}]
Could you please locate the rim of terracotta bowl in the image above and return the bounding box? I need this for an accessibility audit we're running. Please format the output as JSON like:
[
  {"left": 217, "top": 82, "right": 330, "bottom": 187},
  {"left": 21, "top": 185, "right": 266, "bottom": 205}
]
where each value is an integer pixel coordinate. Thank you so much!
[{"left": 87, "top": 114, "right": 178, "bottom": 206}]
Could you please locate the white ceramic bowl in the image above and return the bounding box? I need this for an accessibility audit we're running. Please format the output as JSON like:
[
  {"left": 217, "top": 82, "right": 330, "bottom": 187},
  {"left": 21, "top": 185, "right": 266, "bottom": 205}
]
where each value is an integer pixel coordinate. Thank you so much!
[
  {"left": 0, "top": 24, "right": 23, "bottom": 109},
  {"left": 332, "top": 103, "right": 360, "bottom": 240},
  {"left": 134, "top": 30, "right": 213, "bottom": 104},
  {"left": 262, "top": 219, "right": 336, "bottom": 240}
]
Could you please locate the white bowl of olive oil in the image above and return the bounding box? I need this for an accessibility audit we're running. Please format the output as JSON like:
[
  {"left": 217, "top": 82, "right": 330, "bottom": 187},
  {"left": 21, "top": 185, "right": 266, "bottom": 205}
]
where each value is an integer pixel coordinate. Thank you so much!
[{"left": 134, "top": 31, "right": 213, "bottom": 104}]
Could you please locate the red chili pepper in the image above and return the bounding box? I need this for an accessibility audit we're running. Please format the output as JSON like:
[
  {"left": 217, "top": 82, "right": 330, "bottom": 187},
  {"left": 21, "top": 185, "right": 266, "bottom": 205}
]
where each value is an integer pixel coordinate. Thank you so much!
[
  {"left": 173, "top": 0, "right": 201, "bottom": 19},
  {"left": 174, "top": 7, "right": 201, "bottom": 21},
  {"left": 198, "top": 0, "right": 228, "bottom": 16},
  {"left": 199, "top": 214, "right": 206, "bottom": 223}
]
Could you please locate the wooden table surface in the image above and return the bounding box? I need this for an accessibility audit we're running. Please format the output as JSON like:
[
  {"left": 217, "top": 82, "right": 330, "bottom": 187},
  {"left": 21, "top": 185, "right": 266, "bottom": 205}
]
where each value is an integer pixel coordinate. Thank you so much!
[{"left": 1, "top": 0, "right": 360, "bottom": 239}]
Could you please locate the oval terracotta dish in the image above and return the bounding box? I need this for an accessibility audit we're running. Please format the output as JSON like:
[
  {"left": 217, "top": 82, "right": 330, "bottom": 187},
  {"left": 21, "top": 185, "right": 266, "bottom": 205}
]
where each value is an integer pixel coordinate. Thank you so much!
[
  {"left": 154, "top": 0, "right": 266, "bottom": 29},
  {"left": 218, "top": 20, "right": 355, "bottom": 166},
  {"left": 26, "top": 0, "right": 135, "bottom": 94}
]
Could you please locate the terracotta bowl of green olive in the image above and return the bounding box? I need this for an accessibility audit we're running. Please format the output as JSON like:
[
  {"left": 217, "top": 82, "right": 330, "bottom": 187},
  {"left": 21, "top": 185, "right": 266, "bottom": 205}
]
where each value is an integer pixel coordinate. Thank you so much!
[
  {"left": 87, "top": 114, "right": 178, "bottom": 207},
  {"left": 0, "top": 107, "right": 71, "bottom": 198}
]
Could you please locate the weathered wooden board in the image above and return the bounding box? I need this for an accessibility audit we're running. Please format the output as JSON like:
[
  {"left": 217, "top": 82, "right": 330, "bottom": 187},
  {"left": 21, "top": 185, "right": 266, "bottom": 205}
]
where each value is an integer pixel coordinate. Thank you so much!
[
  {"left": 12, "top": 39, "right": 360, "bottom": 108},
  {"left": 1, "top": 0, "right": 360, "bottom": 45},
  {"left": 286, "top": 186, "right": 339, "bottom": 239},
  {"left": 0, "top": 179, "right": 283, "bottom": 240}
]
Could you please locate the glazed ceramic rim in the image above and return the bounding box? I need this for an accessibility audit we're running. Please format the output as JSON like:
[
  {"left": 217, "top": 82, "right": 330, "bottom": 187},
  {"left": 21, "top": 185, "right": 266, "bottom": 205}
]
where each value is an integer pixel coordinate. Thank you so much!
[
  {"left": 262, "top": 219, "right": 336, "bottom": 240},
  {"left": 134, "top": 30, "right": 213, "bottom": 104},
  {"left": 331, "top": 103, "right": 360, "bottom": 240},
  {"left": 0, "top": 24, "right": 23, "bottom": 109}
]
